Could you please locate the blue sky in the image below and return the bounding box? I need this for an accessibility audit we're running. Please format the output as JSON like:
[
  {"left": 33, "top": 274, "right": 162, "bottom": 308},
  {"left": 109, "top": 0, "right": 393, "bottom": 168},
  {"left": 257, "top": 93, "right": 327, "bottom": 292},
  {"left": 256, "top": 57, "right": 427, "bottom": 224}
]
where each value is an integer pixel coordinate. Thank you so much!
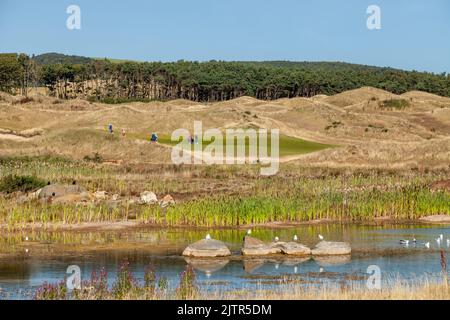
[{"left": 1, "top": 0, "right": 449, "bottom": 73}]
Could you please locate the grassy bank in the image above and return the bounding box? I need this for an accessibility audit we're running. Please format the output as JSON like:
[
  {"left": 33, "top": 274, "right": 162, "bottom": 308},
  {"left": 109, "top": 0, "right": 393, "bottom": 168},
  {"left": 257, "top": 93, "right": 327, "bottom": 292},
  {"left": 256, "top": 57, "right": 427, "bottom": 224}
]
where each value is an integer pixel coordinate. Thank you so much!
[{"left": 0, "top": 156, "right": 449, "bottom": 228}]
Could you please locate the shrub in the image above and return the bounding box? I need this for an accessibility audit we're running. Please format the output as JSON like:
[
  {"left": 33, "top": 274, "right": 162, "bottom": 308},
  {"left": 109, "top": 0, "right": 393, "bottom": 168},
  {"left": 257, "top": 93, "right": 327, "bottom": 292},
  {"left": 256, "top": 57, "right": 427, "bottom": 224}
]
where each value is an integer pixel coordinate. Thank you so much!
[
  {"left": 34, "top": 281, "right": 67, "bottom": 300},
  {"left": 112, "top": 260, "right": 137, "bottom": 299},
  {"left": 12, "top": 96, "right": 34, "bottom": 105},
  {"left": 177, "top": 265, "right": 198, "bottom": 300},
  {"left": 83, "top": 152, "right": 103, "bottom": 163},
  {"left": 0, "top": 175, "right": 47, "bottom": 193},
  {"left": 379, "top": 99, "right": 410, "bottom": 110}
]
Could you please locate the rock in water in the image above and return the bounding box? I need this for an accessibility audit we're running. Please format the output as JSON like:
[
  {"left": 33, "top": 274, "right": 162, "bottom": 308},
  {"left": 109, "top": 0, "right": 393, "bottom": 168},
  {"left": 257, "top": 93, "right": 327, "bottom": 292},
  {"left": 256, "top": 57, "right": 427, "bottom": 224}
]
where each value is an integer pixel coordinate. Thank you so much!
[
  {"left": 311, "top": 241, "right": 351, "bottom": 256},
  {"left": 182, "top": 239, "right": 231, "bottom": 257},
  {"left": 139, "top": 191, "right": 158, "bottom": 204},
  {"left": 279, "top": 242, "right": 311, "bottom": 256},
  {"left": 241, "top": 236, "right": 281, "bottom": 255}
]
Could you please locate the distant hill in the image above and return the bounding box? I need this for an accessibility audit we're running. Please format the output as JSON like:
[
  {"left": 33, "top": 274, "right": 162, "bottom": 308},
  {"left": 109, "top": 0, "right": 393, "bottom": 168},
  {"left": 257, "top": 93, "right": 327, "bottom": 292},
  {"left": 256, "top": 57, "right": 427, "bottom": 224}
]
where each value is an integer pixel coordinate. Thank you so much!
[
  {"left": 33, "top": 53, "right": 92, "bottom": 65},
  {"left": 1, "top": 52, "right": 449, "bottom": 100}
]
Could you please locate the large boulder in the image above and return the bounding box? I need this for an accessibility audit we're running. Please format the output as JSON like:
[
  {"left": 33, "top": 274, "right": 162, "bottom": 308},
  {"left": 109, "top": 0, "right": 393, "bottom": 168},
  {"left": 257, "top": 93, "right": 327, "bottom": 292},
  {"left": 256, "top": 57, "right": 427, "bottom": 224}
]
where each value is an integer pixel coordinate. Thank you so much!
[
  {"left": 241, "top": 236, "right": 281, "bottom": 256},
  {"left": 182, "top": 239, "right": 231, "bottom": 257},
  {"left": 160, "top": 194, "right": 175, "bottom": 208},
  {"left": 139, "top": 191, "right": 158, "bottom": 204},
  {"left": 50, "top": 193, "right": 90, "bottom": 205},
  {"left": 278, "top": 242, "right": 311, "bottom": 256},
  {"left": 38, "top": 184, "right": 86, "bottom": 199},
  {"left": 311, "top": 241, "right": 351, "bottom": 256}
]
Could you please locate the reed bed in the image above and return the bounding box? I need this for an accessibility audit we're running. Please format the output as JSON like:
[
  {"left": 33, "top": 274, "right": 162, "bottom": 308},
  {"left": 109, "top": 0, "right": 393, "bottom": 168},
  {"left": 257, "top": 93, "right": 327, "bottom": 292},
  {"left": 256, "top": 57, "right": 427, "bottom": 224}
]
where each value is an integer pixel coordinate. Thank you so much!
[{"left": 0, "top": 156, "right": 449, "bottom": 228}]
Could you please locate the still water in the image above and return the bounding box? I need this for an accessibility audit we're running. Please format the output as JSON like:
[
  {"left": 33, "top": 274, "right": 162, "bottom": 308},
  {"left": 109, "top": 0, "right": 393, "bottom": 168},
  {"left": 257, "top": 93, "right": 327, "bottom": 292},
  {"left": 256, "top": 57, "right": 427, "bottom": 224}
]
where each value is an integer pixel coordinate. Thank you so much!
[{"left": 0, "top": 223, "right": 449, "bottom": 299}]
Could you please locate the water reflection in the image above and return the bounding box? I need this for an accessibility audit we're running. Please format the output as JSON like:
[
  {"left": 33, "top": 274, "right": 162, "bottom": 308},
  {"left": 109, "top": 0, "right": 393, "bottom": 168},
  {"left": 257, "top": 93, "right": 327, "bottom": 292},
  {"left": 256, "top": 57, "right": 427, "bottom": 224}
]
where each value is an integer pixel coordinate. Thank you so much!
[
  {"left": 185, "top": 258, "right": 229, "bottom": 276},
  {"left": 0, "top": 223, "right": 449, "bottom": 299},
  {"left": 313, "top": 255, "right": 352, "bottom": 267}
]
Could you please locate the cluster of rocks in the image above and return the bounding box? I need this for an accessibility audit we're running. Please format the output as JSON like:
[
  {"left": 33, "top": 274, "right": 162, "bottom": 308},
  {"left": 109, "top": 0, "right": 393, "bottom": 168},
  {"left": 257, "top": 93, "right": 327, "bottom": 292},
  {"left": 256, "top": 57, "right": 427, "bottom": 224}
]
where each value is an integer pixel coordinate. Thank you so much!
[
  {"left": 17, "top": 183, "right": 175, "bottom": 209},
  {"left": 241, "top": 236, "right": 311, "bottom": 256},
  {"left": 182, "top": 235, "right": 351, "bottom": 258}
]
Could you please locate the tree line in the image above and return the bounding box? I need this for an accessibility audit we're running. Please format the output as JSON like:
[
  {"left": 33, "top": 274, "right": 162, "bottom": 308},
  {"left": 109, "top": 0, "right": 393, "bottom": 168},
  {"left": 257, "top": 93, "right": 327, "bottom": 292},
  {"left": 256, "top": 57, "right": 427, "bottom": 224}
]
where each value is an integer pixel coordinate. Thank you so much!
[{"left": 1, "top": 53, "right": 449, "bottom": 101}]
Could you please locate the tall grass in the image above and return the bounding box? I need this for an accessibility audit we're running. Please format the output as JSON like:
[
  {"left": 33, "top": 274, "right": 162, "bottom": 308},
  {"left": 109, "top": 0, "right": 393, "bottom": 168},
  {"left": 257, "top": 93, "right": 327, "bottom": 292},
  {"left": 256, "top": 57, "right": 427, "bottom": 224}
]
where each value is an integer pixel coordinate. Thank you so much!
[{"left": 0, "top": 156, "right": 449, "bottom": 228}]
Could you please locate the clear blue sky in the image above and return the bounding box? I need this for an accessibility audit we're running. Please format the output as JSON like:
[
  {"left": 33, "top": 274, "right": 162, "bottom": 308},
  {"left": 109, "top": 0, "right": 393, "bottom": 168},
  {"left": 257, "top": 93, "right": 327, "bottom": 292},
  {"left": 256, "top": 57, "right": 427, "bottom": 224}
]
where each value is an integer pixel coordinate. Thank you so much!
[{"left": 1, "top": 0, "right": 449, "bottom": 73}]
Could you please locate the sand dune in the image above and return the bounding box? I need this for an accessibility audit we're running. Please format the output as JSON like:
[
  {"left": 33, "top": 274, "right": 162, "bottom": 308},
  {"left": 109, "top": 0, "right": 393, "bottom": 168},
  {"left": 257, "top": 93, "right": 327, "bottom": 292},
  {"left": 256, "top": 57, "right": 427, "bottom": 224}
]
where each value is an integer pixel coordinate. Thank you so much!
[{"left": 0, "top": 87, "right": 449, "bottom": 169}]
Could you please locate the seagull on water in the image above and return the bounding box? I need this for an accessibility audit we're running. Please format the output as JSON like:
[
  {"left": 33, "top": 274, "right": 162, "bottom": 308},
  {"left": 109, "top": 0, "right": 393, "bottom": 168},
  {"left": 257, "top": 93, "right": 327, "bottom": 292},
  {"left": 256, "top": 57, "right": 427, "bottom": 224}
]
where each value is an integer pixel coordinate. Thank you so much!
[
  {"left": 274, "top": 236, "right": 280, "bottom": 242},
  {"left": 447, "top": 239, "right": 450, "bottom": 247},
  {"left": 436, "top": 237, "right": 441, "bottom": 246},
  {"left": 399, "top": 239, "right": 409, "bottom": 245},
  {"left": 318, "top": 234, "right": 324, "bottom": 240},
  {"left": 205, "top": 234, "right": 211, "bottom": 240},
  {"left": 293, "top": 235, "right": 298, "bottom": 241},
  {"left": 424, "top": 242, "right": 430, "bottom": 249}
]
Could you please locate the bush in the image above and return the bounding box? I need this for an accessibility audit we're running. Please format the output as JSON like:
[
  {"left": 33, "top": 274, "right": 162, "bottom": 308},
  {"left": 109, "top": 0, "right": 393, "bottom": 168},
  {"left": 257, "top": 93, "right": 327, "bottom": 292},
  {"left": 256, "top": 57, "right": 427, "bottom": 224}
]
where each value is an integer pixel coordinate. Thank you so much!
[
  {"left": 177, "top": 265, "right": 198, "bottom": 300},
  {"left": 12, "top": 96, "right": 34, "bottom": 105},
  {"left": 87, "top": 96, "right": 163, "bottom": 104},
  {"left": 83, "top": 152, "right": 103, "bottom": 163},
  {"left": 379, "top": 99, "right": 410, "bottom": 110},
  {"left": 0, "top": 175, "right": 47, "bottom": 193}
]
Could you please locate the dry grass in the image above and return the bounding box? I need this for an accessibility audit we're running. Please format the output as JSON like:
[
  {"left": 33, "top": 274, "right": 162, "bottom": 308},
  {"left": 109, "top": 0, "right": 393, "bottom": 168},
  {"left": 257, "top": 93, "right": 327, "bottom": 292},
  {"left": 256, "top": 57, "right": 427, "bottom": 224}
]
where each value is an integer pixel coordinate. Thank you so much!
[{"left": 201, "top": 280, "right": 450, "bottom": 300}]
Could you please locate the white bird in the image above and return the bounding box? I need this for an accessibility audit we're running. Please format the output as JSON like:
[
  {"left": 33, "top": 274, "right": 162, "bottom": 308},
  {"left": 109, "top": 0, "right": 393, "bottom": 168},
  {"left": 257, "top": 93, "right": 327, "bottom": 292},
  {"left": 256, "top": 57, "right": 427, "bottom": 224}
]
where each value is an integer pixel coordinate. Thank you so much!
[
  {"left": 424, "top": 242, "right": 430, "bottom": 249},
  {"left": 446, "top": 239, "right": 450, "bottom": 247},
  {"left": 440, "top": 234, "right": 444, "bottom": 241},
  {"left": 275, "top": 264, "right": 279, "bottom": 270},
  {"left": 318, "top": 234, "right": 324, "bottom": 240},
  {"left": 436, "top": 238, "right": 441, "bottom": 246},
  {"left": 25, "top": 237, "right": 29, "bottom": 241},
  {"left": 274, "top": 236, "right": 280, "bottom": 242},
  {"left": 399, "top": 239, "right": 409, "bottom": 245},
  {"left": 246, "top": 229, "right": 252, "bottom": 235},
  {"left": 293, "top": 235, "right": 298, "bottom": 241},
  {"left": 319, "top": 267, "right": 324, "bottom": 273},
  {"left": 294, "top": 266, "right": 298, "bottom": 273},
  {"left": 25, "top": 248, "right": 29, "bottom": 253},
  {"left": 205, "top": 234, "right": 211, "bottom": 240}
]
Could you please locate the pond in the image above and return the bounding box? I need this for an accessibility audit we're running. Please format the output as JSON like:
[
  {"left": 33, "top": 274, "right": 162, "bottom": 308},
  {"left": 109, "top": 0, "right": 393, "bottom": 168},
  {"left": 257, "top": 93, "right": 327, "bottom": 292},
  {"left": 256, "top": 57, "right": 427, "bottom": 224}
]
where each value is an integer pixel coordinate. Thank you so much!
[{"left": 0, "top": 223, "right": 449, "bottom": 299}]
